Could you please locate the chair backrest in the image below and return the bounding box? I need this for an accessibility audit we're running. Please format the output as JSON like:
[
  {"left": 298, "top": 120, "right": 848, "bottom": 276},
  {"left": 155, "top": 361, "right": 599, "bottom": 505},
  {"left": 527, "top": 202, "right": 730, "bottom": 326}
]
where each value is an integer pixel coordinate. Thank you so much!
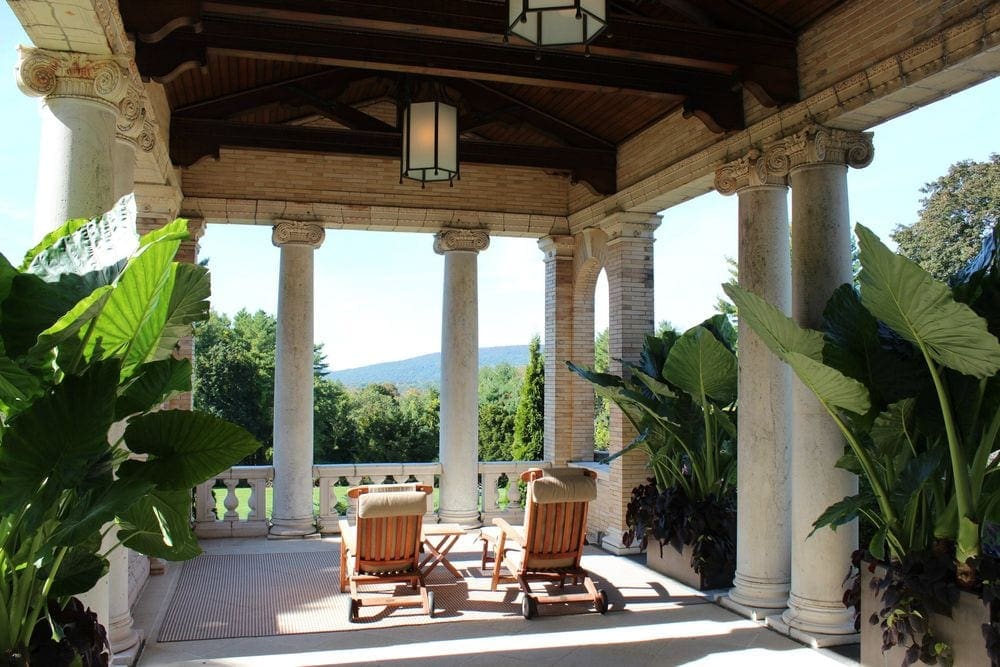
[
  {"left": 519, "top": 468, "right": 597, "bottom": 572},
  {"left": 348, "top": 484, "right": 432, "bottom": 575}
]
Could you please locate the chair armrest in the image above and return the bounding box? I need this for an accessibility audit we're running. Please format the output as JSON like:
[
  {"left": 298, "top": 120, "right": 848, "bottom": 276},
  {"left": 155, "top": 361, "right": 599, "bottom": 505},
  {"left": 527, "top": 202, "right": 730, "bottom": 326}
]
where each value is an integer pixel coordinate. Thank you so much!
[
  {"left": 492, "top": 517, "right": 525, "bottom": 547},
  {"left": 338, "top": 520, "right": 356, "bottom": 553}
]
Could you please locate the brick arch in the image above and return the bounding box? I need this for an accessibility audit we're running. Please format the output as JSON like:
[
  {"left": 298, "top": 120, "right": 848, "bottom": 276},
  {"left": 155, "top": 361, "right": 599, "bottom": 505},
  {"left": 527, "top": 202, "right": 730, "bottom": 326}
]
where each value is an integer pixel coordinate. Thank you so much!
[{"left": 569, "top": 241, "right": 606, "bottom": 462}]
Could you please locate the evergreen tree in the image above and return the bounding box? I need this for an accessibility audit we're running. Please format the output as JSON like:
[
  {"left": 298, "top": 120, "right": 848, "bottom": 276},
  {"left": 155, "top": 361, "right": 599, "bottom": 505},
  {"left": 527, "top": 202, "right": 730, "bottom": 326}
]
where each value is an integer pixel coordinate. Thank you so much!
[
  {"left": 478, "top": 363, "right": 522, "bottom": 461},
  {"left": 593, "top": 328, "right": 610, "bottom": 451},
  {"left": 512, "top": 335, "right": 545, "bottom": 461}
]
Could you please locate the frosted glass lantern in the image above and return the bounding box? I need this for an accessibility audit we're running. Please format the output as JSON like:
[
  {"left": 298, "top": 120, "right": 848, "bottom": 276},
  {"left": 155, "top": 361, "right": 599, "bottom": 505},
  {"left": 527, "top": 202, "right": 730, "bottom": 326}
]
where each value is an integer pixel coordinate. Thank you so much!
[
  {"left": 507, "top": 0, "right": 607, "bottom": 47},
  {"left": 401, "top": 100, "right": 458, "bottom": 185}
]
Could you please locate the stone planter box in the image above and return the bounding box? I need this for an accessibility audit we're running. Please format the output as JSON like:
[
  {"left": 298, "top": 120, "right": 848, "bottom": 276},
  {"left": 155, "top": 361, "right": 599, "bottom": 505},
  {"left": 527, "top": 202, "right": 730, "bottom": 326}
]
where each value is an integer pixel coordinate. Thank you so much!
[
  {"left": 860, "top": 564, "right": 991, "bottom": 667},
  {"left": 645, "top": 542, "right": 734, "bottom": 591}
]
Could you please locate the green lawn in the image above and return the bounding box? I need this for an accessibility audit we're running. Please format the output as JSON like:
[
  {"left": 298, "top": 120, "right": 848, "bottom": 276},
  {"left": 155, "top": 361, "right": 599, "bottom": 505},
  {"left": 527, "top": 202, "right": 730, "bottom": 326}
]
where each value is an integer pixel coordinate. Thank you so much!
[{"left": 211, "top": 485, "right": 507, "bottom": 521}]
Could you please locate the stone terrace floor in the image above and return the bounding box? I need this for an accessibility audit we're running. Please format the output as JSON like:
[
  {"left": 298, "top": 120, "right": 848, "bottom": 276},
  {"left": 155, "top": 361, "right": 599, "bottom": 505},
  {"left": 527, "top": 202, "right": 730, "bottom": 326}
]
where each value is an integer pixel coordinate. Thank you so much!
[{"left": 132, "top": 534, "right": 861, "bottom": 667}]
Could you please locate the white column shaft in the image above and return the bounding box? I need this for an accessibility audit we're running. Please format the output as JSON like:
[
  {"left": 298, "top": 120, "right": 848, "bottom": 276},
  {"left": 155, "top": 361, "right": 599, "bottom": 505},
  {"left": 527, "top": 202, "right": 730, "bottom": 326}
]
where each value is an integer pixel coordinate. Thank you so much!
[
  {"left": 113, "top": 138, "right": 137, "bottom": 203},
  {"left": 783, "top": 162, "right": 858, "bottom": 635},
  {"left": 730, "top": 185, "right": 792, "bottom": 611},
  {"left": 271, "top": 243, "right": 318, "bottom": 536},
  {"left": 438, "top": 250, "right": 481, "bottom": 526},
  {"left": 34, "top": 97, "right": 116, "bottom": 238}
]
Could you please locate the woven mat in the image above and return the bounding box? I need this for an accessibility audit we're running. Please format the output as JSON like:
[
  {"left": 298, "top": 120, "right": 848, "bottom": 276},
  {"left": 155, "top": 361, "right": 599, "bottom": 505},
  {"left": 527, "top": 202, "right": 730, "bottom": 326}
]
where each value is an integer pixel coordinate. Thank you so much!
[{"left": 157, "top": 538, "right": 705, "bottom": 642}]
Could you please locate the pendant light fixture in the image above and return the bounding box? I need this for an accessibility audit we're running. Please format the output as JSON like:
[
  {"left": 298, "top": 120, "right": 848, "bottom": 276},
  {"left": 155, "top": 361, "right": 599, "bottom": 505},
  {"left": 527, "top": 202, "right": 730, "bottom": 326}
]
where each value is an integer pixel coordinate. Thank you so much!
[
  {"left": 400, "top": 80, "right": 459, "bottom": 187},
  {"left": 506, "top": 0, "right": 607, "bottom": 50}
]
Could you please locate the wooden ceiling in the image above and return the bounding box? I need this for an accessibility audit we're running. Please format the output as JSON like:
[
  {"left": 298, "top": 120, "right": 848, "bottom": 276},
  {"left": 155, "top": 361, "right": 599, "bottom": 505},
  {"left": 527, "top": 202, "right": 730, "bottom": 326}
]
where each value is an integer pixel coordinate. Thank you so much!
[{"left": 121, "top": 0, "right": 846, "bottom": 195}]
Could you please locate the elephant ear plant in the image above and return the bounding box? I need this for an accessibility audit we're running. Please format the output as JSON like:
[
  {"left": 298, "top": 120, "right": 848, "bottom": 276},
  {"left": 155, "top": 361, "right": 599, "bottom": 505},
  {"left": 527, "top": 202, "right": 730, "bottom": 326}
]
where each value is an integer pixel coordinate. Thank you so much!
[
  {"left": 724, "top": 224, "right": 1000, "bottom": 664},
  {"left": 0, "top": 196, "right": 259, "bottom": 665},
  {"left": 567, "top": 315, "right": 738, "bottom": 582}
]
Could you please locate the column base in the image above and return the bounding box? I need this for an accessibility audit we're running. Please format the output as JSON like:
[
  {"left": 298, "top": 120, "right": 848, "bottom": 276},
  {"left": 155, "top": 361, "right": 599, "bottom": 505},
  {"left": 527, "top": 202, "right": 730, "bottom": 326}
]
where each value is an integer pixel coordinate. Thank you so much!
[
  {"left": 268, "top": 518, "right": 319, "bottom": 538},
  {"left": 110, "top": 630, "right": 143, "bottom": 666},
  {"left": 778, "top": 592, "right": 857, "bottom": 637},
  {"left": 718, "top": 594, "right": 785, "bottom": 622},
  {"left": 766, "top": 613, "right": 859, "bottom": 648},
  {"left": 437, "top": 509, "right": 481, "bottom": 529},
  {"left": 726, "top": 572, "right": 790, "bottom": 614},
  {"left": 595, "top": 533, "right": 642, "bottom": 556}
]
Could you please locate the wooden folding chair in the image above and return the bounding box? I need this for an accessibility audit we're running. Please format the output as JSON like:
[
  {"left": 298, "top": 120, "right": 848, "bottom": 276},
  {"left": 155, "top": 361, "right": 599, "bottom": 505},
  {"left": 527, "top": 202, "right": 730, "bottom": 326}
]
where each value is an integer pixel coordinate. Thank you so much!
[
  {"left": 338, "top": 484, "right": 435, "bottom": 622},
  {"left": 481, "top": 467, "right": 608, "bottom": 619}
]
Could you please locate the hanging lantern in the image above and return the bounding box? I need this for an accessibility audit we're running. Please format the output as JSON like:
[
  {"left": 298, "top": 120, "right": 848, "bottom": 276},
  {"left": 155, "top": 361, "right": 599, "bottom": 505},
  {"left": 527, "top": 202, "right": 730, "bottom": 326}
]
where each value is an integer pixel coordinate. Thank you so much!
[
  {"left": 401, "top": 97, "right": 459, "bottom": 187},
  {"left": 507, "top": 0, "right": 607, "bottom": 48}
]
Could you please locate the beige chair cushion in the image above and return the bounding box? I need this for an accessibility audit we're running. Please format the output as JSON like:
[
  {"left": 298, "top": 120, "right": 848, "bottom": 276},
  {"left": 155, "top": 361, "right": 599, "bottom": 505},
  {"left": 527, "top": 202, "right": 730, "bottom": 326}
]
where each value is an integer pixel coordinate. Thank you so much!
[
  {"left": 358, "top": 490, "right": 428, "bottom": 518},
  {"left": 531, "top": 470, "right": 597, "bottom": 504}
]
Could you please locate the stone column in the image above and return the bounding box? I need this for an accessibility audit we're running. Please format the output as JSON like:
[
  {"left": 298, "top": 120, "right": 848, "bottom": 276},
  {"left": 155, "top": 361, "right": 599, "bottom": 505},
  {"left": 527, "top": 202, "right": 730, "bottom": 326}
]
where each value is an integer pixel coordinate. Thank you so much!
[
  {"left": 599, "top": 213, "right": 660, "bottom": 553},
  {"left": 539, "top": 236, "right": 576, "bottom": 464},
  {"left": 435, "top": 229, "right": 490, "bottom": 527},
  {"left": 15, "top": 47, "right": 130, "bottom": 237},
  {"left": 270, "top": 221, "right": 326, "bottom": 537},
  {"left": 715, "top": 145, "right": 793, "bottom": 617},
  {"left": 780, "top": 125, "right": 874, "bottom": 638}
]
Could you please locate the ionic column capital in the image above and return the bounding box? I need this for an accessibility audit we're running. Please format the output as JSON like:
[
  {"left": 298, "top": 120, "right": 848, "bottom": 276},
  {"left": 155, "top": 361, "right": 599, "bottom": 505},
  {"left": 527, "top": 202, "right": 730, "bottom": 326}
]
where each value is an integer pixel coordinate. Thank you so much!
[
  {"left": 16, "top": 46, "right": 130, "bottom": 109},
  {"left": 272, "top": 221, "right": 325, "bottom": 248},
  {"left": 785, "top": 124, "right": 874, "bottom": 171},
  {"left": 115, "top": 83, "right": 157, "bottom": 152},
  {"left": 538, "top": 235, "right": 575, "bottom": 261},
  {"left": 433, "top": 229, "right": 490, "bottom": 255},
  {"left": 715, "top": 142, "right": 791, "bottom": 195},
  {"left": 599, "top": 211, "right": 661, "bottom": 243}
]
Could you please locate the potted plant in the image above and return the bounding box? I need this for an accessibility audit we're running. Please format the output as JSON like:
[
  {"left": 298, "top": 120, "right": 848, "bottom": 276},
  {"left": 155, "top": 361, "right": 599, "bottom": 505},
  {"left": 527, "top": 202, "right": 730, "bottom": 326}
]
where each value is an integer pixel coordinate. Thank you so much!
[
  {"left": 568, "top": 315, "right": 738, "bottom": 589},
  {"left": 725, "top": 224, "right": 1000, "bottom": 666},
  {"left": 0, "top": 196, "right": 259, "bottom": 665}
]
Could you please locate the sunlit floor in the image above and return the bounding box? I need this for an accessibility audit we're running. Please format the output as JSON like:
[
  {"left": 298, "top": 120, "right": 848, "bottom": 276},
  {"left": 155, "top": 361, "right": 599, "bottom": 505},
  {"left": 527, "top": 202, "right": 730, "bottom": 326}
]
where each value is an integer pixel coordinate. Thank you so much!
[{"left": 132, "top": 534, "right": 860, "bottom": 667}]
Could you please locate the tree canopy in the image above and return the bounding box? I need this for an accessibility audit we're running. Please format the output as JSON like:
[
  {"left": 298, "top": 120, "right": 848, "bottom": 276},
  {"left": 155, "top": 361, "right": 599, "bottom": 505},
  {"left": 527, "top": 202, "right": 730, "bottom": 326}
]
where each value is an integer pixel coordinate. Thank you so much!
[
  {"left": 512, "top": 335, "right": 545, "bottom": 461},
  {"left": 891, "top": 153, "right": 1000, "bottom": 281}
]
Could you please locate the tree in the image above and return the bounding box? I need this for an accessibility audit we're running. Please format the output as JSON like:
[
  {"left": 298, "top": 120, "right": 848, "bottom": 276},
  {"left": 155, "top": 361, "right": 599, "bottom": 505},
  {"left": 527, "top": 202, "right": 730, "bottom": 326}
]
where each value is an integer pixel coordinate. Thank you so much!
[
  {"left": 478, "top": 363, "right": 522, "bottom": 461},
  {"left": 891, "top": 153, "right": 1000, "bottom": 281},
  {"left": 713, "top": 256, "right": 739, "bottom": 319},
  {"left": 594, "top": 328, "right": 610, "bottom": 451},
  {"left": 512, "top": 335, "right": 545, "bottom": 461}
]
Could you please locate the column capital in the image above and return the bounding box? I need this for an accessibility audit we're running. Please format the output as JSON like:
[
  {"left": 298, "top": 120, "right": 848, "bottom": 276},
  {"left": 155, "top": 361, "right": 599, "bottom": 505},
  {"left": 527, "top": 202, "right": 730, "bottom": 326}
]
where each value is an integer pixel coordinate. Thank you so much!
[
  {"left": 785, "top": 124, "right": 874, "bottom": 171},
  {"left": 715, "top": 142, "right": 791, "bottom": 195},
  {"left": 16, "top": 46, "right": 130, "bottom": 109},
  {"left": 115, "top": 83, "right": 157, "bottom": 153},
  {"left": 599, "top": 211, "right": 661, "bottom": 243},
  {"left": 433, "top": 229, "right": 490, "bottom": 255},
  {"left": 538, "top": 235, "right": 575, "bottom": 261},
  {"left": 272, "top": 221, "right": 325, "bottom": 248}
]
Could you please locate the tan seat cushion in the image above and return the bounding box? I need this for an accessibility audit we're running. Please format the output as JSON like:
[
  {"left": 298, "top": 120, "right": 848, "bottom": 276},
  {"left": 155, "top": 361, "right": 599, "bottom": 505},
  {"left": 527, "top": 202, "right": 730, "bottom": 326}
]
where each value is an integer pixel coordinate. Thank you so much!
[
  {"left": 531, "top": 471, "right": 597, "bottom": 504},
  {"left": 358, "top": 490, "right": 429, "bottom": 518}
]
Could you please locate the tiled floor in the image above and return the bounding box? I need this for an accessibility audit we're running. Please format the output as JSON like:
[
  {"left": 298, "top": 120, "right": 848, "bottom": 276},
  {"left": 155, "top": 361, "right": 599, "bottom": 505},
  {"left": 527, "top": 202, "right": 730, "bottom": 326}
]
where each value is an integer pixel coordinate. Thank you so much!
[{"left": 132, "top": 535, "right": 860, "bottom": 667}]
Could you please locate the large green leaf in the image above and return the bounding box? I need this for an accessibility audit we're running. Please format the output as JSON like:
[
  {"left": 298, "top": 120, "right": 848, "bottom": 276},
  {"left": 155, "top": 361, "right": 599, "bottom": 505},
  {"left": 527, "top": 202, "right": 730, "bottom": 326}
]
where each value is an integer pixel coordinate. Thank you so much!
[
  {"left": 46, "top": 532, "right": 108, "bottom": 598},
  {"left": 50, "top": 476, "right": 155, "bottom": 548},
  {"left": 785, "top": 351, "right": 871, "bottom": 415},
  {"left": 116, "top": 489, "right": 201, "bottom": 560},
  {"left": 84, "top": 219, "right": 189, "bottom": 375},
  {"left": 118, "top": 410, "right": 259, "bottom": 490},
  {"left": 153, "top": 262, "right": 210, "bottom": 360},
  {"left": 857, "top": 223, "right": 1000, "bottom": 378},
  {"left": 0, "top": 356, "right": 42, "bottom": 415},
  {"left": 812, "top": 493, "right": 874, "bottom": 534},
  {"left": 663, "top": 325, "right": 737, "bottom": 407},
  {"left": 0, "top": 361, "right": 119, "bottom": 515},
  {"left": 115, "top": 357, "right": 192, "bottom": 421},
  {"left": 723, "top": 284, "right": 825, "bottom": 361},
  {"left": 28, "top": 285, "right": 114, "bottom": 367},
  {"left": 1, "top": 272, "right": 84, "bottom": 358}
]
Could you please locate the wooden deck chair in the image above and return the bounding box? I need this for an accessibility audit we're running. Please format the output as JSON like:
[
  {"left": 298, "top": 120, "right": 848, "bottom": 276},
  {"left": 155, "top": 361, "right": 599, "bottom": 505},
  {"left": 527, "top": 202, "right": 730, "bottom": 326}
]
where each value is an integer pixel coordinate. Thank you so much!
[
  {"left": 338, "top": 484, "right": 434, "bottom": 622},
  {"left": 481, "top": 467, "right": 608, "bottom": 619}
]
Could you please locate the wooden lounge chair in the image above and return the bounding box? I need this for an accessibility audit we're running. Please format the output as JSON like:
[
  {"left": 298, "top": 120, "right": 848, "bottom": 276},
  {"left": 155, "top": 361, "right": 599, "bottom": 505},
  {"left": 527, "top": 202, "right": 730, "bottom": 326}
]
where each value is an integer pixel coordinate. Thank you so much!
[
  {"left": 338, "top": 484, "right": 435, "bottom": 622},
  {"left": 481, "top": 467, "right": 608, "bottom": 619}
]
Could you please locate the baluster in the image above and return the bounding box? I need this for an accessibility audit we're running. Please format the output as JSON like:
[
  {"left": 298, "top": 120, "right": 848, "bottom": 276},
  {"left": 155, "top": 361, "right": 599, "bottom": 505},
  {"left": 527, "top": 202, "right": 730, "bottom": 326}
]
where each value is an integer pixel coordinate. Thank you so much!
[
  {"left": 482, "top": 472, "right": 499, "bottom": 521},
  {"left": 345, "top": 475, "right": 363, "bottom": 524},
  {"left": 223, "top": 479, "right": 240, "bottom": 520},
  {"left": 506, "top": 472, "right": 522, "bottom": 511},
  {"left": 194, "top": 480, "right": 215, "bottom": 524}
]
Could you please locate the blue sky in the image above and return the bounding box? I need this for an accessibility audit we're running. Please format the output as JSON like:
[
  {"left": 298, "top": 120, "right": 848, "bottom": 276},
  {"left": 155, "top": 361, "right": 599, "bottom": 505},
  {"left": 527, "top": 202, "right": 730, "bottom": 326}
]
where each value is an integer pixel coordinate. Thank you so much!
[{"left": 1, "top": 8, "right": 998, "bottom": 370}]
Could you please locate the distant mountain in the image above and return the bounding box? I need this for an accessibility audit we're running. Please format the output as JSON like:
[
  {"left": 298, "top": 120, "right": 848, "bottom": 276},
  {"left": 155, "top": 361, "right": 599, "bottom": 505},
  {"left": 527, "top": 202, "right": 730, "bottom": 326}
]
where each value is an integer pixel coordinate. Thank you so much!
[{"left": 328, "top": 345, "right": 535, "bottom": 388}]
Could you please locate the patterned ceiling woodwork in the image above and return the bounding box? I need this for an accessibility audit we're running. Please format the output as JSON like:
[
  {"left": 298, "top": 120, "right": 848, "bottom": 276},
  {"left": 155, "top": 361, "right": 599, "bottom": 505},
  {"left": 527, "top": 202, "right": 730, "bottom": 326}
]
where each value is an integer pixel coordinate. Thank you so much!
[{"left": 121, "top": 0, "right": 847, "bottom": 195}]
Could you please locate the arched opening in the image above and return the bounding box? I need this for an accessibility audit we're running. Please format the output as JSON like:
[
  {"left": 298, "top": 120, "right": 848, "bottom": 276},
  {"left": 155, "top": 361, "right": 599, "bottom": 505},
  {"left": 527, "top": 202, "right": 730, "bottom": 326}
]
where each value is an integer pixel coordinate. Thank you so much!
[{"left": 593, "top": 269, "right": 610, "bottom": 455}]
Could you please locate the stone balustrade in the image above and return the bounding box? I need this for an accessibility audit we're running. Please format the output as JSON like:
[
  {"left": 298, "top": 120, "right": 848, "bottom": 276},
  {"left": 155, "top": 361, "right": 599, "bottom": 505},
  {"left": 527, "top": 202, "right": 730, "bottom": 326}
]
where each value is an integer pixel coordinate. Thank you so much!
[{"left": 193, "top": 461, "right": 551, "bottom": 538}]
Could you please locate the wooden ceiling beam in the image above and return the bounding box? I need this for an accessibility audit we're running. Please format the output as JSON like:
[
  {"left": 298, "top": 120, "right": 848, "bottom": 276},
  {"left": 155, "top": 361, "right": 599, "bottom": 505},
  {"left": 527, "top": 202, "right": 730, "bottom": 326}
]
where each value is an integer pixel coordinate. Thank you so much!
[
  {"left": 285, "top": 85, "right": 395, "bottom": 132},
  {"left": 170, "top": 118, "right": 617, "bottom": 194}
]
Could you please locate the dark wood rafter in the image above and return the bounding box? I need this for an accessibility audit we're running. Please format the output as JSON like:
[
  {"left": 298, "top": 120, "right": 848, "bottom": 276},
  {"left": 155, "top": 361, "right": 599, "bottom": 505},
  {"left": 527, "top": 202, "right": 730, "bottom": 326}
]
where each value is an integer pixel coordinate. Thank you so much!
[
  {"left": 170, "top": 118, "right": 617, "bottom": 194},
  {"left": 284, "top": 85, "right": 395, "bottom": 132},
  {"left": 123, "top": 0, "right": 797, "bottom": 107}
]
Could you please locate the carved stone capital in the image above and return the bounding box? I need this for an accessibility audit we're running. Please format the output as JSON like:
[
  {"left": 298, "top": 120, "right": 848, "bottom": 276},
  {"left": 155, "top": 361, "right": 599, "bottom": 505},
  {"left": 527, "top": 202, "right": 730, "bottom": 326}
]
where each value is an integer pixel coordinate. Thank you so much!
[
  {"left": 599, "top": 211, "right": 661, "bottom": 242},
  {"left": 538, "top": 235, "right": 575, "bottom": 261},
  {"left": 16, "top": 47, "right": 130, "bottom": 109},
  {"left": 785, "top": 124, "right": 874, "bottom": 171},
  {"left": 115, "top": 83, "right": 148, "bottom": 145},
  {"left": 272, "top": 221, "right": 325, "bottom": 248},
  {"left": 433, "top": 229, "right": 490, "bottom": 255},
  {"left": 715, "top": 142, "right": 791, "bottom": 195}
]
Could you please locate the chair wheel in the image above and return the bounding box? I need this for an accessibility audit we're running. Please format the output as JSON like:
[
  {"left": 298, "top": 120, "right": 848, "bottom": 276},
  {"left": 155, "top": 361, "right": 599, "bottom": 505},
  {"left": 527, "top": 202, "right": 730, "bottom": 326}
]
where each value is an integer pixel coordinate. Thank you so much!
[
  {"left": 348, "top": 598, "right": 359, "bottom": 623},
  {"left": 427, "top": 590, "right": 436, "bottom": 619},
  {"left": 522, "top": 595, "right": 537, "bottom": 619},
  {"left": 596, "top": 589, "right": 609, "bottom": 615}
]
